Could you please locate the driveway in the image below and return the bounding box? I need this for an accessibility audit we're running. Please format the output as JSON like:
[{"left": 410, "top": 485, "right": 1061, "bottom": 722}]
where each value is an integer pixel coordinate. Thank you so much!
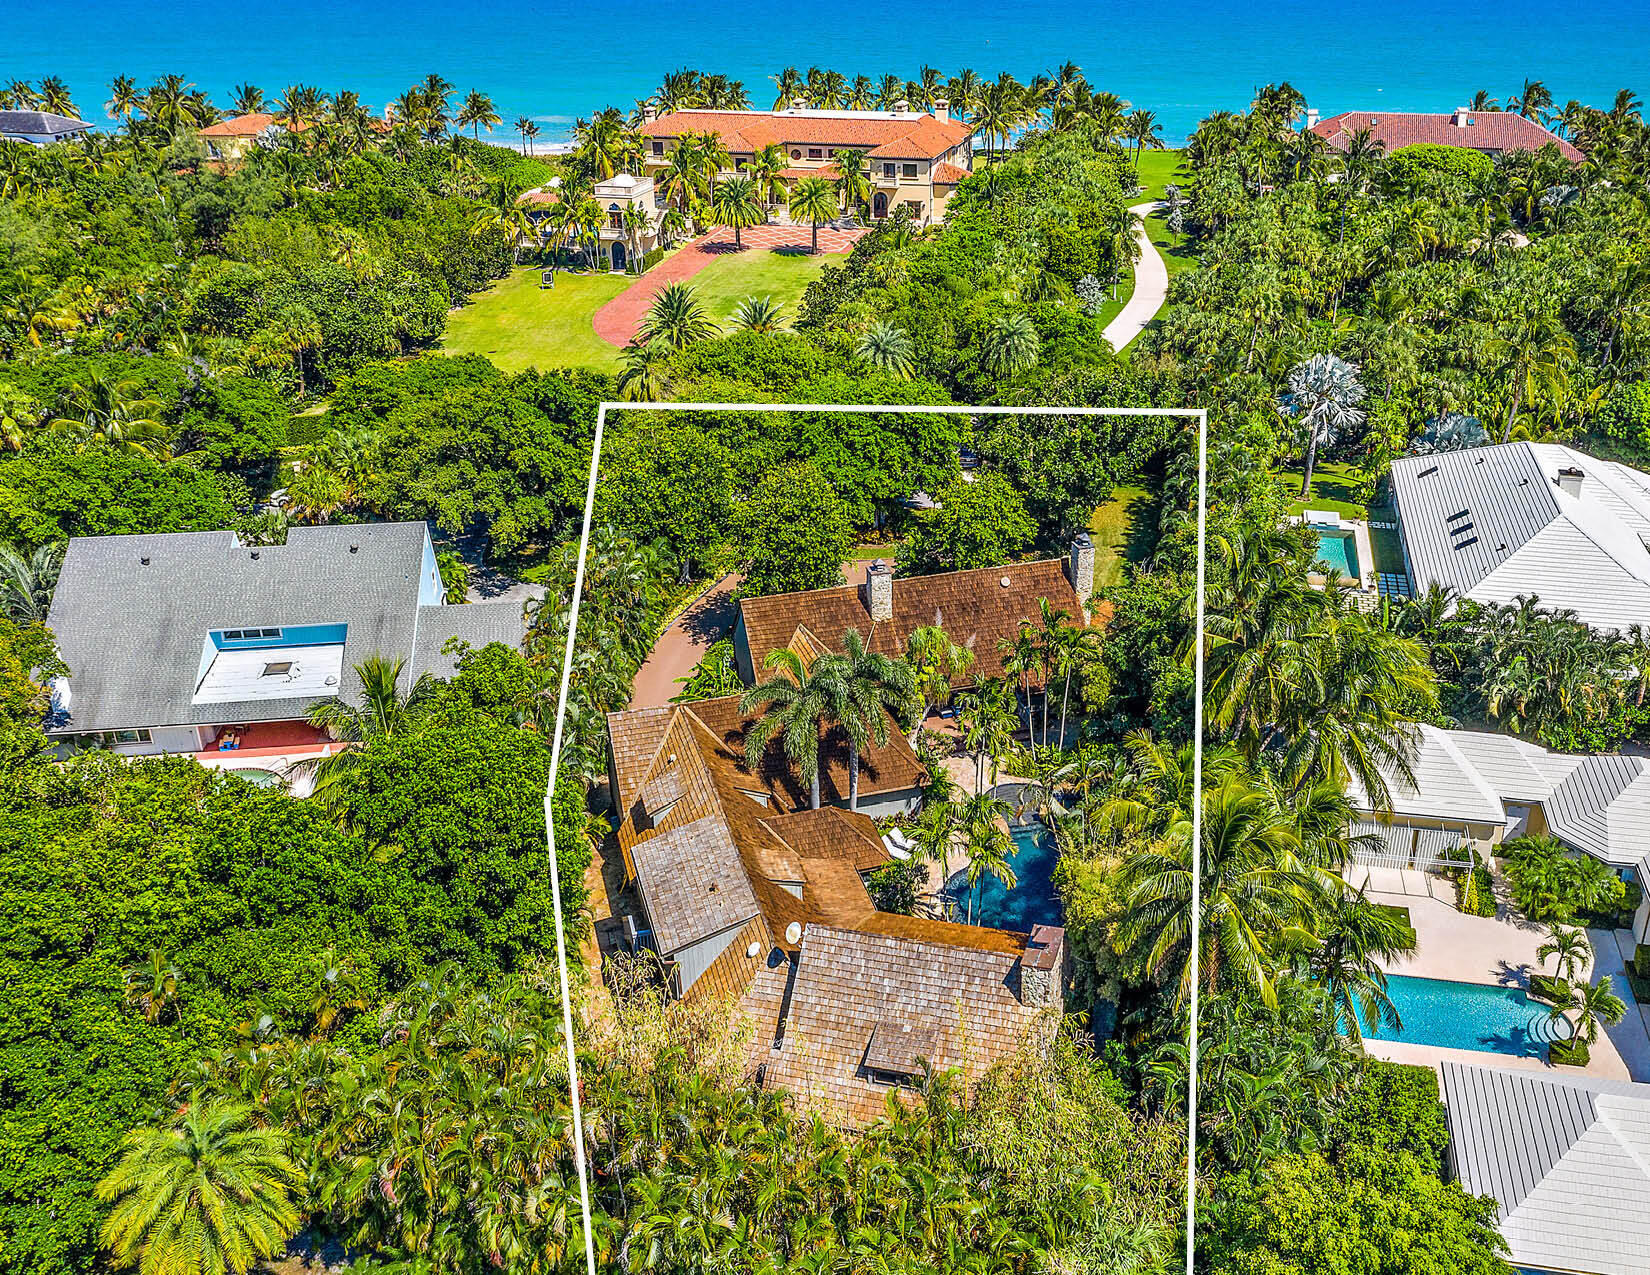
[
  {"left": 628, "top": 572, "right": 741, "bottom": 708},
  {"left": 1101, "top": 201, "right": 1168, "bottom": 353}
]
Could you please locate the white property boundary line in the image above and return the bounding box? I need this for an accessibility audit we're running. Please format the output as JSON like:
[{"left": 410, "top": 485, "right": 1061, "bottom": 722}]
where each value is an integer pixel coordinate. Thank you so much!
[{"left": 543, "top": 401, "right": 1209, "bottom": 1275}]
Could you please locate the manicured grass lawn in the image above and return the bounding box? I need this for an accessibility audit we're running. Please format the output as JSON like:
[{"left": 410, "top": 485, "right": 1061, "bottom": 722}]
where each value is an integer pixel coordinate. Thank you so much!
[
  {"left": 1089, "top": 483, "right": 1157, "bottom": 587},
  {"left": 443, "top": 267, "right": 628, "bottom": 373},
  {"left": 1278, "top": 461, "right": 1368, "bottom": 519},
  {"left": 686, "top": 248, "right": 835, "bottom": 329},
  {"left": 1132, "top": 149, "right": 1188, "bottom": 202},
  {"left": 1144, "top": 211, "right": 1197, "bottom": 278}
]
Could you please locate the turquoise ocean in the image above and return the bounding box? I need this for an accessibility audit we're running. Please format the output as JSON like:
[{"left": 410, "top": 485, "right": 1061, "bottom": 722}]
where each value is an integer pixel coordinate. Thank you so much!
[{"left": 7, "top": 0, "right": 1649, "bottom": 146}]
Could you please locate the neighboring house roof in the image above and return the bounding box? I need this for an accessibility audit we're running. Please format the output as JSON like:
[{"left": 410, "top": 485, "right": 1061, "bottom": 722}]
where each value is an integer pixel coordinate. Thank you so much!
[
  {"left": 0, "top": 110, "right": 91, "bottom": 138},
  {"left": 1390, "top": 442, "right": 1650, "bottom": 634},
  {"left": 1441, "top": 1061, "right": 1650, "bottom": 1275},
  {"left": 1443, "top": 729, "right": 1578, "bottom": 803},
  {"left": 1544, "top": 754, "right": 1650, "bottom": 867},
  {"left": 738, "top": 558, "right": 1105, "bottom": 688},
  {"left": 198, "top": 112, "right": 279, "bottom": 138},
  {"left": 1310, "top": 110, "right": 1583, "bottom": 163},
  {"left": 45, "top": 523, "right": 524, "bottom": 732},
  {"left": 1345, "top": 724, "right": 1507, "bottom": 826},
  {"left": 641, "top": 108, "right": 972, "bottom": 161},
  {"left": 762, "top": 923, "right": 1056, "bottom": 1126}
]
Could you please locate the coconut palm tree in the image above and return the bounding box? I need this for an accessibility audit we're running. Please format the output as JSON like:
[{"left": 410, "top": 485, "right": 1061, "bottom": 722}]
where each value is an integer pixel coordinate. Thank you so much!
[
  {"left": 517, "top": 117, "right": 540, "bottom": 156},
  {"left": 748, "top": 142, "right": 789, "bottom": 212},
  {"left": 0, "top": 540, "right": 63, "bottom": 624},
  {"left": 731, "top": 296, "right": 784, "bottom": 333},
  {"left": 826, "top": 627, "right": 915, "bottom": 811},
  {"left": 905, "top": 625, "right": 974, "bottom": 738},
  {"left": 638, "top": 282, "right": 717, "bottom": 349},
  {"left": 1126, "top": 109, "right": 1164, "bottom": 179},
  {"left": 856, "top": 322, "right": 915, "bottom": 377},
  {"left": 97, "top": 1101, "right": 301, "bottom": 1275},
  {"left": 1509, "top": 79, "right": 1553, "bottom": 122},
  {"left": 294, "top": 654, "right": 438, "bottom": 823},
  {"left": 770, "top": 66, "right": 804, "bottom": 111},
  {"left": 961, "top": 797, "right": 1017, "bottom": 925},
  {"left": 788, "top": 175, "right": 837, "bottom": 253},
  {"left": 105, "top": 75, "right": 141, "bottom": 123},
  {"left": 956, "top": 678, "right": 1019, "bottom": 791},
  {"left": 709, "top": 175, "right": 764, "bottom": 248},
  {"left": 230, "top": 83, "right": 264, "bottom": 116},
  {"left": 1281, "top": 352, "right": 1367, "bottom": 497},
  {"left": 49, "top": 370, "right": 169, "bottom": 457},
  {"left": 456, "top": 89, "right": 500, "bottom": 139},
  {"left": 1486, "top": 310, "right": 1575, "bottom": 442},
  {"left": 830, "top": 148, "right": 871, "bottom": 219},
  {"left": 1308, "top": 886, "right": 1417, "bottom": 1042},
  {"left": 470, "top": 177, "right": 535, "bottom": 264},
  {"left": 740, "top": 647, "right": 849, "bottom": 810},
  {"left": 981, "top": 313, "right": 1040, "bottom": 377}
]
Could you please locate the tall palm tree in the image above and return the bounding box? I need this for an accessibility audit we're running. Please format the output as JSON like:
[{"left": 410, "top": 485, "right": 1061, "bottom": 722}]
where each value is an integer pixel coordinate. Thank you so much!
[
  {"left": 1281, "top": 353, "right": 1367, "bottom": 497},
  {"left": 788, "top": 175, "right": 837, "bottom": 252},
  {"left": 1308, "top": 887, "right": 1417, "bottom": 1042},
  {"left": 515, "top": 116, "right": 540, "bottom": 155},
  {"left": 0, "top": 540, "right": 64, "bottom": 624},
  {"left": 105, "top": 75, "right": 141, "bottom": 123},
  {"left": 470, "top": 178, "right": 535, "bottom": 264},
  {"left": 709, "top": 174, "right": 764, "bottom": 249},
  {"left": 456, "top": 90, "right": 500, "bottom": 139},
  {"left": 638, "top": 282, "right": 716, "bottom": 349},
  {"left": 830, "top": 147, "right": 871, "bottom": 218},
  {"left": 770, "top": 66, "right": 804, "bottom": 111},
  {"left": 97, "top": 1102, "right": 301, "bottom": 1275},
  {"left": 230, "top": 83, "right": 265, "bottom": 116},
  {"left": 904, "top": 625, "right": 974, "bottom": 738},
  {"left": 748, "top": 142, "right": 789, "bottom": 212},
  {"left": 1538, "top": 923, "right": 1591, "bottom": 985},
  {"left": 1509, "top": 79, "right": 1553, "bottom": 122},
  {"left": 295, "top": 654, "right": 437, "bottom": 823},
  {"left": 956, "top": 679, "right": 1019, "bottom": 791},
  {"left": 1549, "top": 976, "right": 1627, "bottom": 1048},
  {"left": 961, "top": 795, "right": 1017, "bottom": 925},
  {"left": 1486, "top": 310, "right": 1575, "bottom": 442},
  {"left": 1126, "top": 109, "right": 1164, "bottom": 179},
  {"left": 827, "top": 628, "right": 915, "bottom": 811},
  {"left": 49, "top": 370, "right": 169, "bottom": 457},
  {"left": 740, "top": 647, "right": 848, "bottom": 810},
  {"left": 981, "top": 313, "right": 1040, "bottom": 377},
  {"left": 856, "top": 322, "right": 915, "bottom": 376}
]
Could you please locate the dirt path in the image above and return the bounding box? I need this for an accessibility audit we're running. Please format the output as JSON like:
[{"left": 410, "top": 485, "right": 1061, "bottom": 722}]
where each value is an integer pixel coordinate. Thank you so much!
[
  {"left": 1102, "top": 200, "right": 1169, "bottom": 352},
  {"left": 592, "top": 224, "right": 865, "bottom": 348},
  {"left": 628, "top": 572, "right": 743, "bottom": 709}
]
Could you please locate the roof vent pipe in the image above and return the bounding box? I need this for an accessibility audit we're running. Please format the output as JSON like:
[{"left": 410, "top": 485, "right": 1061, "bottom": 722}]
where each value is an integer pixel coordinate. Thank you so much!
[{"left": 1557, "top": 466, "right": 1585, "bottom": 499}]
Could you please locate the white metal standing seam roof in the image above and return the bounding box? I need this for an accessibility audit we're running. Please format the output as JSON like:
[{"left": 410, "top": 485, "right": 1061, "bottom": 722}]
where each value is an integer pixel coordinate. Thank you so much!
[
  {"left": 1389, "top": 442, "right": 1650, "bottom": 634},
  {"left": 1344, "top": 724, "right": 1507, "bottom": 826},
  {"left": 1544, "top": 755, "right": 1650, "bottom": 867},
  {"left": 1442, "top": 730, "right": 1579, "bottom": 803},
  {"left": 1441, "top": 1061, "right": 1650, "bottom": 1275}
]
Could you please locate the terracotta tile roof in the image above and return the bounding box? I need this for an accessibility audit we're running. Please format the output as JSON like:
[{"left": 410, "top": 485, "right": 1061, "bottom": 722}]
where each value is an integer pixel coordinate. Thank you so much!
[
  {"left": 517, "top": 189, "right": 561, "bottom": 206},
  {"left": 778, "top": 164, "right": 841, "bottom": 181},
  {"left": 199, "top": 112, "right": 279, "bottom": 138},
  {"left": 761, "top": 924, "right": 1056, "bottom": 1125},
  {"left": 932, "top": 161, "right": 971, "bottom": 185},
  {"left": 642, "top": 109, "right": 972, "bottom": 161},
  {"left": 738, "top": 558, "right": 1108, "bottom": 688},
  {"left": 1310, "top": 111, "right": 1583, "bottom": 163}
]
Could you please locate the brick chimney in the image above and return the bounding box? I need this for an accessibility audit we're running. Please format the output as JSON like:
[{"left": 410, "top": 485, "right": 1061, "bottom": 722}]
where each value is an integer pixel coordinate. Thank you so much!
[
  {"left": 1066, "top": 533, "right": 1095, "bottom": 611},
  {"left": 934, "top": 98, "right": 950, "bottom": 122},
  {"left": 1015, "top": 925, "right": 1067, "bottom": 1007},
  {"left": 861, "top": 559, "right": 893, "bottom": 622}
]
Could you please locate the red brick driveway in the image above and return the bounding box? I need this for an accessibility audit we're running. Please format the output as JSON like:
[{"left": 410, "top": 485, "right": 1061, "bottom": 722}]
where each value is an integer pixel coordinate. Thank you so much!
[{"left": 592, "top": 223, "right": 866, "bottom": 348}]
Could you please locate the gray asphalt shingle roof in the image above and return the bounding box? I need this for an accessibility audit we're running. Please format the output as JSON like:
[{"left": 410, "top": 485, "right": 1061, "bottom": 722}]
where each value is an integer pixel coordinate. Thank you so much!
[
  {"left": 1441, "top": 1061, "right": 1650, "bottom": 1275},
  {"left": 46, "top": 523, "right": 519, "bottom": 732},
  {"left": 0, "top": 110, "right": 91, "bottom": 137}
]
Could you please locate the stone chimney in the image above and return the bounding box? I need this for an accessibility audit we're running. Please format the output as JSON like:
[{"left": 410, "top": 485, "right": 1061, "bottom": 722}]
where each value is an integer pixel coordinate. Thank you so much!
[
  {"left": 1015, "top": 925, "right": 1067, "bottom": 1007},
  {"left": 861, "top": 559, "right": 893, "bottom": 623},
  {"left": 1557, "top": 466, "right": 1585, "bottom": 499},
  {"left": 1066, "top": 533, "right": 1095, "bottom": 611},
  {"left": 643, "top": 102, "right": 658, "bottom": 122},
  {"left": 934, "top": 98, "right": 950, "bottom": 121}
]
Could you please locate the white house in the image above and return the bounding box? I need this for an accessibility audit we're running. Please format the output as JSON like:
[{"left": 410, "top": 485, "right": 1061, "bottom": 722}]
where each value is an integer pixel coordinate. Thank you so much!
[{"left": 1390, "top": 443, "right": 1650, "bottom": 634}]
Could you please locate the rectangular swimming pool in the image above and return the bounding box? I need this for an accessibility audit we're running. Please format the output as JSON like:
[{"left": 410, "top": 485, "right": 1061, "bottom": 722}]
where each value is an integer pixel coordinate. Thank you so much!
[
  {"left": 1362, "top": 974, "right": 1566, "bottom": 1058},
  {"left": 1312, "top": 528, "right": 1360, "bottom": 578}
]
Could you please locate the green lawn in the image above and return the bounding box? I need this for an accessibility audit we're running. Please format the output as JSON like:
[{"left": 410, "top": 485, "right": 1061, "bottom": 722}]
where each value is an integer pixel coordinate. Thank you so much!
[
  {"left": 442, "top": 267, "right": 628, "bottom": 373},
  {"left": 1131, "top": 149, "right": 1188, "bottom": 202},
  {"left": 1089, "top": 483, "right": 1157, "bottom": 588},
  {"left": 685, "top": 248, "right": 835, "bottom": 328},
  {"left": 1278, "top": 461, "right": 1368, "bottom": 519}
]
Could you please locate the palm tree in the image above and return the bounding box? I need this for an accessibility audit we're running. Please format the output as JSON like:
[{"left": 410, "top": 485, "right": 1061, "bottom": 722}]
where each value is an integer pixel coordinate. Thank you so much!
[
  {"left": 788, "top": 175, "right": 837, "bottom": 253},
  {"left": 830, "top": 147, "right": 871, "bottom": 219},
  {"left": 230, "top": 83, "right": 265, "bottom": 116},
  {"left": 617, "top": 340, "right": 674, "bottom": 402},
  {"left": 1549, "top": 976, "right": 1628, "bottom": 1048},
  {"left": 961, "top": 797, "right": 1017, "bottom": 925},
  {"left": 105, "top": 75, "right": 141, "bottom": 123},
  {"left": 905, "top": 626, "right": 974, "bottom": 738},
  {"left": 739, "top": 647, "right": 847, "bottom": 810},
  {"left": 517, "top": 117, "right": 541, "bottom": 156},
  {"left": 1486, "top": 310, "right": 1575, "bottom": 442},
  {"left": 1308, "top": 887, "right": 1417, "bottom": 1042},
  {"left": 748, "top": 142, "right": 789, "bottom": 212},
  {"left": 856, "top": 322, "right": 915, "bottom": 377},
  {"left": 470, "top": 178, "right": 535, "bottom": 264},
  {"left": 1126, "top": 109, "right": 1164, "bottom": 180},
  {"left": 1538, "top": 923, "right": 1591, "bottom": 985},
  {"left": 1509, "top": 79, "right": 1553, "bottom": 122},
  {"left": 981, "top": 313, "right": 1040, "bottom": 377},
  {"left": 456, "top": 89, "right": 500, "bottom": 139},
  {"left": 828, "top": 628, "right": 915, "bottom": 811},
  {"left": 49, "top": 371, "right": 169, "bottom": 457},
  {"left": 956, "top": 679, "right": 1019, "bottom": 791},
  {"left": 97, "top": 1102, "right": 301, "bottom": 1275},
  {"left": 294, "top": 654, "right": 437, "bottom": 822},
  {"left": 731, "top": 296, "right": 784, "bottom": 333},
  {"left": 638, "top": 282, "right": 717, "bottom": 349},
  {"left": 0, "top": 540, "right": 63, "bottom": 624},
  {"left": 1282, "top": 353, "right": 1367, "bottom": 497},
  {"left": 770, "top": 66, "right": 804, "bottom": 111},
  {"left": 709, "top": 175, "right": 764, "bottom": 248}
]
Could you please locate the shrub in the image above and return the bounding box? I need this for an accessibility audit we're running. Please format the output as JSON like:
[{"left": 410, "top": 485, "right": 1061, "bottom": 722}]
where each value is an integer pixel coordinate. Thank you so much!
[
  {"left": 1549, "top": 1037, "right": 1590, "bottom": 1066},
  {"left": 1501, "top": 835, "right": 1624, "bottom": 923},
  {"left": 1452, "top": 861, "right": 1496, "bottom": 916},
  {"left": 1330, "top": 1060, "right": 1448, "bottom": 1168},
  {"left": 1528, "top": 973, "right": 1570, "bottom": 1005},
  {"left": 865, "top": 859, "right": 926, "bottom": 914}
]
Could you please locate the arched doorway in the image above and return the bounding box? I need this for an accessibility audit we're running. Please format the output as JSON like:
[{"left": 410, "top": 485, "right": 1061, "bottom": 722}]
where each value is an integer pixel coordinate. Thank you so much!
[
  {"left": 872, "top": 191, "right": 889, "bottom": 220},
  {"left": 610, "top": 241, "right": 627, "bottom": 271}
]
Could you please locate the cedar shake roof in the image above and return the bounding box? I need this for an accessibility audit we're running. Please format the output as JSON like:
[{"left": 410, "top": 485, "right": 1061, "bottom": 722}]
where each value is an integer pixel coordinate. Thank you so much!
[
  {"left": 1310, "top": 111, "right": 1583, "bottom": 163},
  {"left": 932, "top": 161, "right": 971, "bottom": 185},
  {"left": 738, "top": 558, "right": 1108, "bottom": 688},
  {"left": 199, "top": 112, "right": 278, "bottom": 137},
  {"left": 761, "top": 924, "right": 1053, "bottom": 1125},
  {"left": 642, "top": 109, "right": 971, "bottom": 161}
]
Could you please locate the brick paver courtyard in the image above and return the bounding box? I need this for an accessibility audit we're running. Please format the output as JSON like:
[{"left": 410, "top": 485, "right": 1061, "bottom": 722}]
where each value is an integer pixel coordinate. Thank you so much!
[{"left": 592, "top": 223, "right": 866, "bottom": 347}]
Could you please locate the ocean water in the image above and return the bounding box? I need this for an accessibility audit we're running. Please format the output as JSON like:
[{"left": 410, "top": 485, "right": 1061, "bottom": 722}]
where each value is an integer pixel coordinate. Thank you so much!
[{"left": 7, "top": 0, "right": 1649, "bottom": 146}]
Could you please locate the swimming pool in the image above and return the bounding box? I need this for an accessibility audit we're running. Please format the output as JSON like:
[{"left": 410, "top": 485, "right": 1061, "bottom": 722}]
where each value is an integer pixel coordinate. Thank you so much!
[
  {"left": 1362, "top": 974, "right": 1569, "bottom": 1057},
  {"left": 945, "top": 820, "right": 1064, "bottom": 932},
  {"left": 1312, "top": 528, "right": 1360, "bottom": 578}
]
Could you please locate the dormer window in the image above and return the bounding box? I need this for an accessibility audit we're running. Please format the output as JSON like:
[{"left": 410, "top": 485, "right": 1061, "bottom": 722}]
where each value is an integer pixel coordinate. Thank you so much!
[{"left": 220, "top": 627, "right": 283, "bottom": 641}]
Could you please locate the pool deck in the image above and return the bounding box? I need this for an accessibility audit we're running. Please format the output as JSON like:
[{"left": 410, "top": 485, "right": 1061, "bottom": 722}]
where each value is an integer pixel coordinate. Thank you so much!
[{"left": 1356, "top": 882, "right": 1650, "bottom": 1082}]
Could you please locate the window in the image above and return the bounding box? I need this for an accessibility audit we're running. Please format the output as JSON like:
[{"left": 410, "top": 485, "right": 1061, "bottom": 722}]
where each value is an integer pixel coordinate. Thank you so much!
[
  {"left": 902, "top": 162, "right": 918, "bottom": 179},
  {"left": 261, "top": 661, "right": 294, "bottom": 677},
  {"left": 651, "top": 140, "right": 663, "bottom": 155},
  {"left": 883, "top": 162, "right": 895, "bottom": 177},
  {"left": 790, "top": 148, "right": 801, "bottom": 159},
  {"left": 78, "top": 729, "right": 152, "bottom": 747},
  {"left": 807, "top": 147, "right": 823, "bottom": 159},
  {"left": 220, "top": 627, "right": 282, "bottom": 641},
  {"left": 113, "top": 729, "right": 152, "bottom": 744}
]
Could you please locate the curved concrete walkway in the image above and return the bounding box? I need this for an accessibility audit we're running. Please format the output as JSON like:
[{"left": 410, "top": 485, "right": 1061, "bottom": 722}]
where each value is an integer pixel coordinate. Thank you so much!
[{"left": 1101, "top": 201, "right": 1168, "bottom": 353}]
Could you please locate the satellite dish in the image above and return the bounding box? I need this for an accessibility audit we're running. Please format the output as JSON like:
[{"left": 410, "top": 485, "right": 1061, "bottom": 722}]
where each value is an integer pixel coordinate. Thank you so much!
[
  {"left": 746, "top": 941, "right": 761, "bottom": 959},
  {"left": 784, "top": 922, "right": 803, "bottom": 945}
]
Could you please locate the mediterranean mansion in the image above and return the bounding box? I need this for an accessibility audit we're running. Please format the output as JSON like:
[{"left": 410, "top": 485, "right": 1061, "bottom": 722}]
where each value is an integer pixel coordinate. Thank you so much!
[{"left": 639, "top": 100, "right": 975, "bottom": 226}]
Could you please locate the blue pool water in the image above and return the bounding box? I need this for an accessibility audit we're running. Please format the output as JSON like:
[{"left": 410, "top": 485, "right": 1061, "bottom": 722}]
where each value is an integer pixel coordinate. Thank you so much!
[
  {"left": 946, "top": 821, "right": 1063, "bottom": 933},
  {"left": 1312, "top": 529, "right": 1360, "bottom": 578},
  {"left": 1363, "top": 974, "right": 1568, "bottom": 1057}
]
